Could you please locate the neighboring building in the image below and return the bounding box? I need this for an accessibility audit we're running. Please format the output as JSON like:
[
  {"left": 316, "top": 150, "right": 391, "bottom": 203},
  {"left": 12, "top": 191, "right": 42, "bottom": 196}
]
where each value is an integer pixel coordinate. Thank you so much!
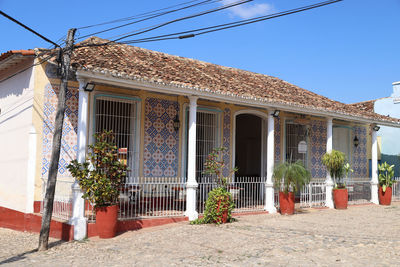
[
  {"left": 351, "top": 81, "right": 400, "bottom": 176},
  {"left": 1, "top": 37, "right": 399, "bottom": 239}
]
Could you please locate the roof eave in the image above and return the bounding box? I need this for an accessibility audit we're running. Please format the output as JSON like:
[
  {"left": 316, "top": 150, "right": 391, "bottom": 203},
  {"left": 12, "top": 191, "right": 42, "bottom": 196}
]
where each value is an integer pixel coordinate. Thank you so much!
[{"left": 75, "top": 69, "right": 400, "bottom": 128}]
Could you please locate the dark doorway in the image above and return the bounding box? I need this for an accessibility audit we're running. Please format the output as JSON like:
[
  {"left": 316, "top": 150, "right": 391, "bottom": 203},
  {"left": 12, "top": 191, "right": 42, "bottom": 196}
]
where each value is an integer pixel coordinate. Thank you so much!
[{"left": 235, "top": 114, "right": 262, "bottom": 177}]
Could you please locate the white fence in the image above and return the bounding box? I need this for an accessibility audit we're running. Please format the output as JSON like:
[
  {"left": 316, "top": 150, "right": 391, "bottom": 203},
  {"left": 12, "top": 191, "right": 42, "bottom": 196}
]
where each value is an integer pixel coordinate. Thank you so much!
[
  {"left": 40, "top": 178, "right": 74, "bottom": 221},
  {"left": 393, "top": 177, "right": 400, "bottom": 201},
  {"left": 345, "top": 178, "right": 371, "bottom": 205},
  {"left": 198, "top": 177, "right": 266, "bottom": 214},
  {"left": 299, "top": 181, "right": 326, "bottom": 208}
]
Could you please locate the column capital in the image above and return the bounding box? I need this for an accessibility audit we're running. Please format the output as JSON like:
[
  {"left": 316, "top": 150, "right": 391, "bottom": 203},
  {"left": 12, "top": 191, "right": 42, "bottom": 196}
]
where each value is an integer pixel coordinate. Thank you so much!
[
  {"left": 326, "top": 117, "right": 333, "bottom": 123},
  {"left": 76, "top": 78, "right": 88, "bottom": 89},
  {"left": 188, "top": 95, "right": 198, "bottom": 103}
]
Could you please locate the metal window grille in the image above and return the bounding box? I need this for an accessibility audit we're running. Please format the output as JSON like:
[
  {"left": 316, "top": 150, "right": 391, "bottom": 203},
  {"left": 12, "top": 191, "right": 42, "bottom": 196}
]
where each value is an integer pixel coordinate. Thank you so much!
[
  {"left": 195, "top": 111, "right": 219, "bottom": 180},
  {"left": 345, "top": 178, "right": 371, "bottom": 205},
  {"left": 94, "top": 96, "right": 139, "bottom": 181},
  {"left": 285, "top": 122, "right": 308, "bottom": 167}
]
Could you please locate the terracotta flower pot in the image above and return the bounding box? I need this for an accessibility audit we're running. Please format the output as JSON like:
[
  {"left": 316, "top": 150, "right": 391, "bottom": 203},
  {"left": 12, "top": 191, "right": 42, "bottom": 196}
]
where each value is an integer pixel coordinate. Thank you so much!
[
  {"left": 95, "top": 205, "right": 118, "bottom": 238},
  {"left": 215, "top": 198, "right": 229, "bottom": 224},
  {"left": 378, "top": 186, "right": 392, "bottom": 206},
  {"left": 333, "top": 188, "right": 348, "bottom": 209},
  {"left": 279, "top": 192, "right": 295, "bottom": 215}
]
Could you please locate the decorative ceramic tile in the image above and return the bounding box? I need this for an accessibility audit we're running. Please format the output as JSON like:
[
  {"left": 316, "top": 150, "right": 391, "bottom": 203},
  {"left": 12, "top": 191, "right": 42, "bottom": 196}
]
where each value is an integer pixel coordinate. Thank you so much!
[
  {"left": 222, "top": 108, "right": 231, "bottom": 177},
  {"left": 42, "top": 83, "right": 78, "bottom": 179},
  {"left": 143, "top": 97, "right": 179, "bottom": 177},
  {"left": 274, "top": 117, "right": 281, "bottom": 164},
  {"left": 353, "top": 126, "right": 368, "bottom": 178},
  {"left": 310, "top": 120, "right": 327, "bottom": 178}
]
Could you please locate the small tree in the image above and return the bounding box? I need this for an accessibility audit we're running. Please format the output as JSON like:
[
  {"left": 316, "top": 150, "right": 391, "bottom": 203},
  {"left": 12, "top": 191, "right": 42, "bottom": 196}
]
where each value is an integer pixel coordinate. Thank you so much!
[
  {"left": 322, "top": 149, "right": 346, "bottom": 188},
  {"left": 192, "top": 147, "right": 237, "bottom": 224},
  {"left": 67, "top": 130, "right": 127, "bottom": 208}
]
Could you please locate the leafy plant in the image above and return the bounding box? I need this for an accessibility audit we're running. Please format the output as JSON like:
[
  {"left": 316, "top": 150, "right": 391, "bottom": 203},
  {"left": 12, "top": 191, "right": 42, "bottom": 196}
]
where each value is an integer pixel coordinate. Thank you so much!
[
  {"left": 273, "top": 160, "right": 311, "bottom": 194},
  {"left": 322, "top": 150, "right": 347, "bottom": 188},
  {"left": 378, "top": 162, "right": 395, "bottom": 192},
  {"left": 191, "top": 147, "right": 237, "bottom": 224},
  {"left": 67, "top": 130, "right": 127, "bottom": 208}
]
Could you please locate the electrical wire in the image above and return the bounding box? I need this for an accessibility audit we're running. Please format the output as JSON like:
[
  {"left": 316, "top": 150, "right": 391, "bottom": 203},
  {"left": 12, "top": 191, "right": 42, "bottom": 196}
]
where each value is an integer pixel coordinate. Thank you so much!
[
  {"left": 75, "top": 0, "right": 252, "bottom": 48},
  {"left": 75, "top": 0, "right": 221, "bottom": 41},
  {"left": 76, "top": 0, "right": 215, "bottom": 30},
  {"left": 0, "top": 51, "right": 57, "bottom": 84},
  {"left": 0, "top": 10, "right": 59, "bottom": 48},
  {"left": 117, "top": 0, "right": 343, "bottom": 44}
]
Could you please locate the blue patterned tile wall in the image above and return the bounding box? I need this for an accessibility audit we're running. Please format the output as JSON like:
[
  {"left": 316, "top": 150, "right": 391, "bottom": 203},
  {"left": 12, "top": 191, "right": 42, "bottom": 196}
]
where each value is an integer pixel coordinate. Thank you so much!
[
  {"left": 310, "top": 120, "right": 327, "bottom": 178},
  {"left": 274, "top": 117, "right": 281, "bottom": 163},
  {"left": 42, "top": 83, "right": 78, "bottom": 178},
  {"left": 143, "top": 97, "right": 179, "bottom": 177},
  {"left": 222, "top": 108, "right": 231, "bottom": 177},
  {"left": 353, "top": 126, "right": 368, "bottom": 177}
]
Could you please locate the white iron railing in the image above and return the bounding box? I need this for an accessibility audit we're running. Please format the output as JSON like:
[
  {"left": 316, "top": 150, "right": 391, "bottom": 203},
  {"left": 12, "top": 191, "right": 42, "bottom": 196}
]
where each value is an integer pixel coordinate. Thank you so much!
[
  {"left": 393, "top": 177, "right": 400, "bottom": 201},
  {"left": 118, "top": 177, "right": 186, "bottom": 220},
  {"left": 299, "top": 181, "right": 326, "bottom": 208},
  {"left": 41, "top": 178, "right": 73, "bottom": 221},
  {"left": 345, "top": 178, "right": 371, "bottom": 205},
  {"left": 197, "top": 177, "right": 265, "bottom": 214}
]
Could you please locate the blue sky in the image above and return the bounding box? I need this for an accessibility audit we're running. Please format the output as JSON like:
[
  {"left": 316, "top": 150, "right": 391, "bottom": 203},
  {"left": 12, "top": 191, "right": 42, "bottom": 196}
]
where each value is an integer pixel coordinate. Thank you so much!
[{"left": 1, "top": 0, "right": 399, "bottom": 104}]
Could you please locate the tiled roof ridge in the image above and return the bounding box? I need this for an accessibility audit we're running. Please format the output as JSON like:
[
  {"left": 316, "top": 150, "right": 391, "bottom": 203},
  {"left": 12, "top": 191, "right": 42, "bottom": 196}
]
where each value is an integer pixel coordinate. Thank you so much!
[{"left": 0, "top": 49, "right": 35, "bottom": 62}]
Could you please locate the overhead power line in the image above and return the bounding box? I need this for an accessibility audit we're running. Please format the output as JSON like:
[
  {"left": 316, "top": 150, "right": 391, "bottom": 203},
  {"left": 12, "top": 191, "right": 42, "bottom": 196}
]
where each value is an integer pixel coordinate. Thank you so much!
[
  {"left": 76, "top": 0, "right": 222, "bottom": 41},
  {"left": 77, "top": 0, "right": 214, "bottom": 30},
  {"left": 117, "top": 0, "right": 343, "bottom": 44},
  {"left": 0, "top": 10, "right": 59, "bottom": 48}
]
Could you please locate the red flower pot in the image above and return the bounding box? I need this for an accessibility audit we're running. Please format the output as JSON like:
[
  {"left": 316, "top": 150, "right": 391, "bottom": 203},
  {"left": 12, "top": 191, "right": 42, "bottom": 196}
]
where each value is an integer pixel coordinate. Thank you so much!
[
  {"left": 215, "top": 198, "right": 228, "bottom": 224},
  {"left": 279, "top": 192, "right": 295, "bottom": 215},
  {"left": 379, "top": 186, "right": 392, "bottom": 206},
  {"left": 95, "top": 205, "right": 118, "bottom": 238},
  {"left": 333, "top": 188, "right": 348, "bottom": 209}
]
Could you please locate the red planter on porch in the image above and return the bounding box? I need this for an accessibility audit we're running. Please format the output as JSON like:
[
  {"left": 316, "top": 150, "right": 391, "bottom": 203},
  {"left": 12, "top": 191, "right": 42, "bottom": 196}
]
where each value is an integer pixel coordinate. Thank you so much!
[
  {"left": 333, "top": 188, "right": 348, "bottom": 209},
  {"left": 95, "top": 205, "right": 118, "bottom": 238},
  {"left": 279, "top": 192, "right": 295, "bottom": 215},
  {"left": 378, "top": 186, "right": 392, "bottom": 205}
]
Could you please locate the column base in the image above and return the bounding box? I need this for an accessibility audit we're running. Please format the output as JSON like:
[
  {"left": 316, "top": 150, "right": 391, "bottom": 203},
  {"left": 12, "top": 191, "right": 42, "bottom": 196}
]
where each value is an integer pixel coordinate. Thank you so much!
[
  {"left": 370, "top": 182, "right": 379, "bottom": 205},
  {"left": 69, "top": 217, "right": 87, "bottom": 240},
  {"left": 264, "top": 183, "right": 277, "bottom": 213},
  {"left": 185, "top": 182, "right": 198, "bottom": 221},
  {"left": 325, "top": 181, "right": 334, "bottom": 209}
]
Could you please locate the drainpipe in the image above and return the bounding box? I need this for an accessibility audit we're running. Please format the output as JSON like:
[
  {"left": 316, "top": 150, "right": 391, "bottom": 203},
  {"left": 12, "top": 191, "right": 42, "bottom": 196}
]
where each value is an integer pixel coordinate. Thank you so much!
[
  {"left": 265, "top": 110, "right": 277, "bottom": 213},
  {"left": 185, "top": 96, "right": 199, "bottom": 221},
  {"left": 370, "top": 125, "right": 379, "bottom": 204},
  {"left": 70, "top": 78, "right": 89, "bottom": 240},
  {"left": 325, "top": 117, "right": 334, "bottom": 209}
]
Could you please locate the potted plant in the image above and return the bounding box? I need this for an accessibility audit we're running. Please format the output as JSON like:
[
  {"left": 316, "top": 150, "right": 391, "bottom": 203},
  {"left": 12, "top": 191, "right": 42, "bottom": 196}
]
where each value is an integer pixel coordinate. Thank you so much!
[
  {"left": 192, "top": 147, "right": 237, "bottom": 224},
  {"left": 273, "top": 160, "right": 310, "bottom": 215},
  {"left": 378, "top": 162, "right": 395, "bottom": 205},
  {"left": 322, "top": 149, "right": 348, "bottom": 209},
  {"left": 67, "top": 130, "right": 127, "bottom": 238}
]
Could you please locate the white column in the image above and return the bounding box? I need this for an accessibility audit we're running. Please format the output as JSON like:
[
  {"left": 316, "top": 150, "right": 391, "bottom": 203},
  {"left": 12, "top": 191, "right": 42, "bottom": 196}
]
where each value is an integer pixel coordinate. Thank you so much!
[
  {"left": 371, "top": 125, "right": 379, "bottom": 204},
  {"left": 70, "top": 79, "right": 89, "bottom": 240},
  {"left": 325, "top": 117, "right": 334, "bottom": 209},
  {"left": 265, "top": 111, "right": 277, "bottom": 213},
  {"left": 185, "top": 96, "right": 199, "bottom": 221}
]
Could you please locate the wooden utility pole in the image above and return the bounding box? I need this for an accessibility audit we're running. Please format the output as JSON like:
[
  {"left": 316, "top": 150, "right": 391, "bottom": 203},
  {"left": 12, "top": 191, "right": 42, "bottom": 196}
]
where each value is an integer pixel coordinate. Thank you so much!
[{"left": 38, "top": 28, "right": 76, "bottom": 251}]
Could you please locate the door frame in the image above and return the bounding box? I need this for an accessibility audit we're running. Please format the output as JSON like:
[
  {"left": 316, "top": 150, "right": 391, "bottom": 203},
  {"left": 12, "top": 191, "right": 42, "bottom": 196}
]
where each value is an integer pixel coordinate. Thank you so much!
[{"left": 232, "top": 109, "right": 269, "bottom": 181}]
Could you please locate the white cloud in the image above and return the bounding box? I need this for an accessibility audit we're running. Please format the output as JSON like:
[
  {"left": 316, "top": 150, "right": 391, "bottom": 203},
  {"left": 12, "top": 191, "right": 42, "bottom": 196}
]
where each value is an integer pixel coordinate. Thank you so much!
[{"left": 221, "top": 0, "right": 274, "bottom": 19}]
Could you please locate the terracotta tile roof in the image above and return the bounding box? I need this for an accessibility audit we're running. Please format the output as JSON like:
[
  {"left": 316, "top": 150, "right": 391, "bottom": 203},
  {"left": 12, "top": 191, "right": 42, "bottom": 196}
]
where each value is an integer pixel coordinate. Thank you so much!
[
  {"left": 0, "top": 50, "right": 35, "bottom": 61},
  {"left": 69, "top": 37, "right": 399, "bottom": 125},
  {"left": 0, "top": 50, "right": 35, "bottom": 72},
  {"left": 349, "top": 100, "right": 376, "bottom": 113}
]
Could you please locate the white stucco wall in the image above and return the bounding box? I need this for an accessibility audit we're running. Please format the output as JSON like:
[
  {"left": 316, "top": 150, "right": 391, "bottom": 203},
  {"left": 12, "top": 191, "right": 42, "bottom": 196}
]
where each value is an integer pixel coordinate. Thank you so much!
[
  {"left": 375, "top": 82, "right": 400, "bottom": 155},
  {"left": 0, "top": 63, "right": 35, "bottom": 212}
]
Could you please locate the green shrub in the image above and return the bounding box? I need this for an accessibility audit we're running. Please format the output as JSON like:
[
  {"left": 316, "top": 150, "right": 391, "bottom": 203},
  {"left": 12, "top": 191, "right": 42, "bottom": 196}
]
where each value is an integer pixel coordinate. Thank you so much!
[
  {"left": 322, "top": 149, "right": 347, "bottom": 188},
  {"left": 378, "top": 162, "right": 395, "bottom": 192},
  {"left": 67, "top": 130, "right": 127, "bottom": 208},
  {"left": 273, "top": 160, "right": 310, "bottom": 194}
]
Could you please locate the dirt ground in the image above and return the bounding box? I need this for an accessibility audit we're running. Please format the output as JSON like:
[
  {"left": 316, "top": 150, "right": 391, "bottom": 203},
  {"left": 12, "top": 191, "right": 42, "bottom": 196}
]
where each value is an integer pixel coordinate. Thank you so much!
[{"left": 1, "top": 203, "right": 400, "bottom": 266}]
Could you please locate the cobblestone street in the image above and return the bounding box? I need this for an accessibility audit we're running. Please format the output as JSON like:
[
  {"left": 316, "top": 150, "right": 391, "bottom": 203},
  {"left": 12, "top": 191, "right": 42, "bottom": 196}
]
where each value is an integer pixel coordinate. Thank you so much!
[{"left": 1, "top": 203, "right": 400, "bottom": 266}]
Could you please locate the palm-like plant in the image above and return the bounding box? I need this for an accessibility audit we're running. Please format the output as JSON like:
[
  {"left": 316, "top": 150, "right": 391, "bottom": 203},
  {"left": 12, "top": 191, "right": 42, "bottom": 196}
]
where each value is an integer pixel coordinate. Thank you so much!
[
  {"left": 322, "top": 150, "right": 346, "bottom": 188},
  {"left": 273, "top": 160, "right": 311, "bottom": 194},
  {"left": 378, "top": 162, "right": 395, "bottom": 192}
]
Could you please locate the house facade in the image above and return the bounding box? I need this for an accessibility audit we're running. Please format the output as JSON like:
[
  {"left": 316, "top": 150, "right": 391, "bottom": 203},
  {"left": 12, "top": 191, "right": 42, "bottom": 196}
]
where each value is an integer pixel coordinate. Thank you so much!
[{"left": 1, "top": 38, "right": 399, "bottom": 240}]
